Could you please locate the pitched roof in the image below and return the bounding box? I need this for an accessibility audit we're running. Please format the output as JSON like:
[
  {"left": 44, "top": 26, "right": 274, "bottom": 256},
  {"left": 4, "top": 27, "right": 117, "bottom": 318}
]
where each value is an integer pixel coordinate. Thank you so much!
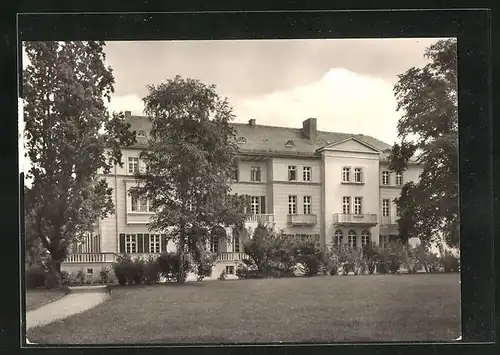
[{"left": 125, "top": 115, "right": 409, "bottom": 162}]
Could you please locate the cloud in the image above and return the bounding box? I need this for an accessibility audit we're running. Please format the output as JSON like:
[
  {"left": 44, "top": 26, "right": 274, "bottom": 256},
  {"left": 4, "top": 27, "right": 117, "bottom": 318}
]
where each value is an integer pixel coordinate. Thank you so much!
[
  {"left": 231, "top": 68, "right": 401, "bottom": 144},
  {"left": 105, "top": 68, "right": 402, "bottom": 145},
  {"left": 105, "top": 94, "right": 145, "bottom": 116}
]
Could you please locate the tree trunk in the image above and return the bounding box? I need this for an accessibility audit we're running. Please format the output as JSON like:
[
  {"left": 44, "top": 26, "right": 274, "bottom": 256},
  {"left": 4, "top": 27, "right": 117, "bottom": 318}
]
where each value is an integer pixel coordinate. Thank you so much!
[{"left": 178, "top": 227, "right": 186, "bottom": 283}]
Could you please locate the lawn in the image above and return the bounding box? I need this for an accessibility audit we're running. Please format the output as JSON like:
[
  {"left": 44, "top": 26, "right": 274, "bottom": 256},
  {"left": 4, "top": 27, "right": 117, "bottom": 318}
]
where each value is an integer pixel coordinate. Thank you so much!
[
  {"left": 27, "top": 273, "right": 461, "bottom": 344},
  {"left": 26, "top": 288, "right": 68, "bottom": 311}
]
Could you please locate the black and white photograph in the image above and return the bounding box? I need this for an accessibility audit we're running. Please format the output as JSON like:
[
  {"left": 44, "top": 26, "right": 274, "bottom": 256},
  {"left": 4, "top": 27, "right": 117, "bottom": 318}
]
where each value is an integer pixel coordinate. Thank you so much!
[{"left": 21, "top": 36, "right": 461, "bottom": 344}]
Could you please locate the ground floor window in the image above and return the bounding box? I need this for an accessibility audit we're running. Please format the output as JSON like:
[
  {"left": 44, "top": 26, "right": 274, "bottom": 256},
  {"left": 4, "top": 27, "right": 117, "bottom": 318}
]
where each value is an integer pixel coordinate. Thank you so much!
[
  {"left": 125, "top": 234, "right": 137, "bottom": 253},
  {"left": 334, "top": 229, "right": 343, "bottom": 247},
  {"left": 120, "top": 233, "right": 167, "bottom": 253},
  {"left": 361, "top": 230, "right": 371, "bottom": 247},
  {"left": 380, "top": 235, "right": 390, "bottom": 249},
  {"left": 225, "top": 265, "right": 235, "bottom": 275},
  {"left": 150, "top": 234, "right": 161, "bottom": 253},
  {"left": 348, "top": 230, "right": 357, "bottom": 249},
  {"left": 210, "top": 236, "right": 219, "bottom": 253},
  {"left": 233, "top": 236, "right": 240, "bottom": 253}
]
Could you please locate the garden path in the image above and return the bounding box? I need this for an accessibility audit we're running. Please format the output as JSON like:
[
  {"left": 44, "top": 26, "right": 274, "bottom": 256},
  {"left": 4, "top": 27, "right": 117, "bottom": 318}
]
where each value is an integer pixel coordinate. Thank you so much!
[{"left": 26, "top": 286, "right": 110, "bottom": 330}]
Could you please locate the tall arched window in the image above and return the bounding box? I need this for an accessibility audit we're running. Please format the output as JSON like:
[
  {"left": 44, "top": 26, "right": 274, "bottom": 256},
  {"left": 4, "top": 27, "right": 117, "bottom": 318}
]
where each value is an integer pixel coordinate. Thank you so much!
[
  {"left": 334, "top": 230, "right": 343, "bottom": 247},
  {"left": 348, "top": 230, "right": 357, "bottom": 249},
  {"left": 361, "top": 230, "right": 371, "bottom": 247}
]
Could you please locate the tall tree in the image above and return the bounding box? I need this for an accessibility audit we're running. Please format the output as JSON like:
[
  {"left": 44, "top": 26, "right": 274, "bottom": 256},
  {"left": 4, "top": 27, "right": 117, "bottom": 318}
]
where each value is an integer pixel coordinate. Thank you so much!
[
  {"left": 23, "top": 41, "right": 136, "bottom": 274},
  {"left": 133, "top": 75, "right": 249, "bottom": 282},
  {"left": 389, "top": 39, "right": 458, "bottom": 248}
]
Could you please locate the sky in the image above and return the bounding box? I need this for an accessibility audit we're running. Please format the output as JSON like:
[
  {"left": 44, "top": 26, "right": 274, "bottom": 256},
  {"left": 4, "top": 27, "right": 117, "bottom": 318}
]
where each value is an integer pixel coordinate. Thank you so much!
[{"left": 20, "top": 38, "right": 445, "bottom": 178}]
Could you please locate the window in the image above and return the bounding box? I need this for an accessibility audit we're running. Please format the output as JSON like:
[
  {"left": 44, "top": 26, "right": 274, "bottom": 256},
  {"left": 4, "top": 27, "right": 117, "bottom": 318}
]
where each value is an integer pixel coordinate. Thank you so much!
[
  {"left": 225, "top": 265, "right": 235, "bottom": 275},
  {"left": 131, "top": 192, "right": 150, "bottom": 212},
  {"left": 380, "top": 235, "right": 390, "bottom": 249},
  {"left": 354, "top": 197, "right": 362, "bottom": 215},
  {"left": 354, "top": 168, "right": 363, "bottom": 183},
  {"left": 303, "top": 166, "right": 311, "bottom": 181},
  {"left": 250, "top": 166, "right": 261, "bottom": 182},
  {"left": 342, "top": 167, "right": 351, "bottom": 182},
  {"left": 348, "top": 230, "right": 357, "bottom": 248},
  {"left": 285, "top": 140, "right": 295, "bottom": 148},
  {"left": 125, "top": 234, "right": 137, "bottom": 253},
  {"left": 342, "top": 196, "right": 351, "bottom": 214},
  {"left": 231, "top": 167, "right": 239, "bottom": 181},
  {"left": 128, "top": 157, "right": 139, "bottom": 174},
  {"left": 361, "top": 230, "right": 371, "bottom": 247},
  {"left": 288, "top": 166, "right": 297, "bottom": 181},
  {"left": 334, "top": 230, "right": 343, "bottom": 247},
  {"left": 237, "top": 137, "right": 247, "bottom": 144},
  {"left": 396, "top": 172, "right": 403, "bottom": 186},
  {"left": 86, "top": 268, "right": 93, "bottom": 276},
  {"left": 233, "top": 236, "right": 240, "bottom": 253},
  {"left": 303, "top": 196, "right": 312, "bottom": 214},
  {"left": 251, "top": 197, "right": 261, "bottom": 214},
  {"left": 382, "top": 171, "right": 390, "bottom": 185},
  {"left": 396, "top": 204, "right": 401, "bottom": 217},
  {"left": 136, "top": 130, "right": 146, "bottom": 138},
  {"left": 382, "top": 199, "right": 390, "bottom": 217},
  {"left": 150, "top": 234, "right": 161, "bottom": 253},
  {"left": 210, "top": 237, "right": 219, "bottom": 253},
  {"left": 288, "top": 195, "right": 297, "bottom": 214}
]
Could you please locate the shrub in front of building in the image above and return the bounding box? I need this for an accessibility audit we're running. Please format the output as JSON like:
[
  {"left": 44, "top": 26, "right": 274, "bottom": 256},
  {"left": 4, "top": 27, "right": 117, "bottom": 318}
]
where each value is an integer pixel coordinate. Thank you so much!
[
  {"left": 157, "top": 251, "right": 193, "bottom": 283},
  {"left": 25, "top": 265, "right": 47, "bottom": 289}
]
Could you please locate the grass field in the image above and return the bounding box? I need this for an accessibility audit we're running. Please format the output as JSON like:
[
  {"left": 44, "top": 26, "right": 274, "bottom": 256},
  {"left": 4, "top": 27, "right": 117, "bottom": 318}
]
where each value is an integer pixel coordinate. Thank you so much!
[
  {"left": 27, "top": 273, "right": 461, "bottom": 344},
  {"left": 26, "top": 289, "right": 68, "bottom": 311}
]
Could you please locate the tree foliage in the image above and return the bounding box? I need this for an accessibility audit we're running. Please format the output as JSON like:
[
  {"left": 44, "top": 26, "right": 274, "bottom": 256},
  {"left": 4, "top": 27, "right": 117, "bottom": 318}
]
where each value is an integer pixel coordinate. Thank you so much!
[
  {"left": 389, "top": 38, "right": 459, "bottom": 248},
  {"left": 23, "top": 41, "right": 136, "bottom": 272},
  {"left": 133, "top": 76, "right": 249, "bottom": 282}
]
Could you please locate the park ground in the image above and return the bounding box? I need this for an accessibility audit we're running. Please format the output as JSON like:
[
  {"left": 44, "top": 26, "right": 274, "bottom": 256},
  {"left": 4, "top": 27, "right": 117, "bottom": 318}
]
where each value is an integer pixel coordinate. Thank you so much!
[
  {"left": 27, "top": 273, "right": 461, "bottom": 344},
  {"left": 26, "top": 288, "right": 68, "bottom": 311}
]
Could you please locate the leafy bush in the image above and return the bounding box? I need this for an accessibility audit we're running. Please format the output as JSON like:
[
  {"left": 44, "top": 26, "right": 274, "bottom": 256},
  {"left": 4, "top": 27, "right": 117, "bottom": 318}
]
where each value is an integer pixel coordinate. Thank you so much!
[
  {"left": 295, "top": 239, "right": 324, "bottom": 277},
  {"left": 100, "top": 266, "right": 110, "bottom": 284},
  {"left": 236, "top": 263, "right": 261, "bottom": 279},
  {"left": 142, "top": 255, "right": 162, "bottom": 284},
  {"left": 131, "top": 257, "right": 145, "bottom": 284},
  {"left": 195, "top": 250, "right": 218, "bottom": 281},
  {"left": 158, "top": 252, "right": 193, "bottom": 283},
  {"left": 44, "top": 271, "right": 61, "bottom": 289},
  {"left": 26, "top": 265, "right": 47, "bottom": 289},
  {"left": 76, "top": 269, "right": 86, "bottom": 285},
  {"left": 60, "top": 270, "right": 71, "bottom": 285},
  {"left": 439, "top": 251, "right": 460, "bottom": 272},
  {"left": 112, "top": 254, "right": 134, "bottom": 285},
  {"left": 322, "top": 251, "right": 339, "bottom": 275},
  {"left": 218, "top": 270, "right": 227, "bottom": 280}
]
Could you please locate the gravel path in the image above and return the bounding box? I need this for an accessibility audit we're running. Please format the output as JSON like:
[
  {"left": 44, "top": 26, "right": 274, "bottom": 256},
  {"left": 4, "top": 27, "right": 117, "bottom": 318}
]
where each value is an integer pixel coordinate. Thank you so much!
[{"left": 26, "top": 287, "right": 110, "bottom": 330}]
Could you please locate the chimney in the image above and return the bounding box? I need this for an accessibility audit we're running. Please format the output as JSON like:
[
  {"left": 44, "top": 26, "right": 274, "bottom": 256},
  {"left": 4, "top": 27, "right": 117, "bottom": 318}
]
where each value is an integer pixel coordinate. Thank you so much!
[
  {"left": 125, "top": 111, "right": 131, "bottom": 118},
  {"left": 302, "top": 117, "right": 317, "bottom": 139},
  {"left": 248, "top": 119, "right": 256, "bottom": 126}
]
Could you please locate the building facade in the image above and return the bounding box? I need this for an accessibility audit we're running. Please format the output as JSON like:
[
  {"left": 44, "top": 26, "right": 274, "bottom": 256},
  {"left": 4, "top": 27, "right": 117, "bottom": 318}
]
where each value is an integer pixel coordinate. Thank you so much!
[{"left": 62, "top": 114, "right": 423, "bottom": 279}]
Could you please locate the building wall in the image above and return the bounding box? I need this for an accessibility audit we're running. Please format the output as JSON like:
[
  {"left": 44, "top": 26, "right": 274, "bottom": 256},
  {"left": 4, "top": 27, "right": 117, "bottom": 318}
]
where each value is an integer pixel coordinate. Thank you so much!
[
  {"left": 322, "top": 147, "right": 381, "bottom": 247},
  {"left": 237, "top": 160, "right": 268, "bottom": 183},
  {"left": 271, "top": 182, "right": 322, "bottom": 235},
  {"left": 94, "top": 146, "right": 423, "bottom": 255},
  {"left": 271, "top": 157, "right": 322, "bottom": 183}
]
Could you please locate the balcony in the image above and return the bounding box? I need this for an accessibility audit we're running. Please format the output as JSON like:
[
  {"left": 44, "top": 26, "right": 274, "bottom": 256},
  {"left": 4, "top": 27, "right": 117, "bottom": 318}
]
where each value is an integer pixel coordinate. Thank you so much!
[
  {"left": 287, "top": 214, "right": 317, "bottom": 226},
  {"left": 217, "top": 252, "right": 249, "bottom": 262},
  {"left": 332, "top": 213, "right": 378, "bottom": 226},
  {"left": 246, "top": 214, "right": 274, "bottom": 224},
  {"left": 64, "top": 253, "right": 118, "bottom": 263}
]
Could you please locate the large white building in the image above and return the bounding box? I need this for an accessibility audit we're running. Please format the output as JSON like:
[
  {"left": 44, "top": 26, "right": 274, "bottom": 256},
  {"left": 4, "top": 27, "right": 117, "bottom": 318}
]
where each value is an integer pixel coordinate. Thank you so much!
[{"left": 62, "top": 113, "right": 423, "bottom": 279}]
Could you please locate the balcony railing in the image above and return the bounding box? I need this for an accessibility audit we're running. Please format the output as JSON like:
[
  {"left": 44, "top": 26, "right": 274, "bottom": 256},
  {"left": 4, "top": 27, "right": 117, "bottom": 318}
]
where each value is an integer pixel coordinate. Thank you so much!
[
  {"left": 380, "top": 216, "right": 397, "bottom": 225},
  {"left": 246, "top": 214, "right": 274, "bottom": 224},
  {"left": 217, "top": 252, "right": 249, "bottom": 262},
  {"left": 64, "top": 253, "right": 118, "bottom": 263},
  {"left": 64, "top": 252, "right": 249, "bottom": 264},
  {"left": 287, "top": 214, "right": 317, "bottom": 226},
  {"left": 332, "top": 213, "right": 378, "bottom": 226}
]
